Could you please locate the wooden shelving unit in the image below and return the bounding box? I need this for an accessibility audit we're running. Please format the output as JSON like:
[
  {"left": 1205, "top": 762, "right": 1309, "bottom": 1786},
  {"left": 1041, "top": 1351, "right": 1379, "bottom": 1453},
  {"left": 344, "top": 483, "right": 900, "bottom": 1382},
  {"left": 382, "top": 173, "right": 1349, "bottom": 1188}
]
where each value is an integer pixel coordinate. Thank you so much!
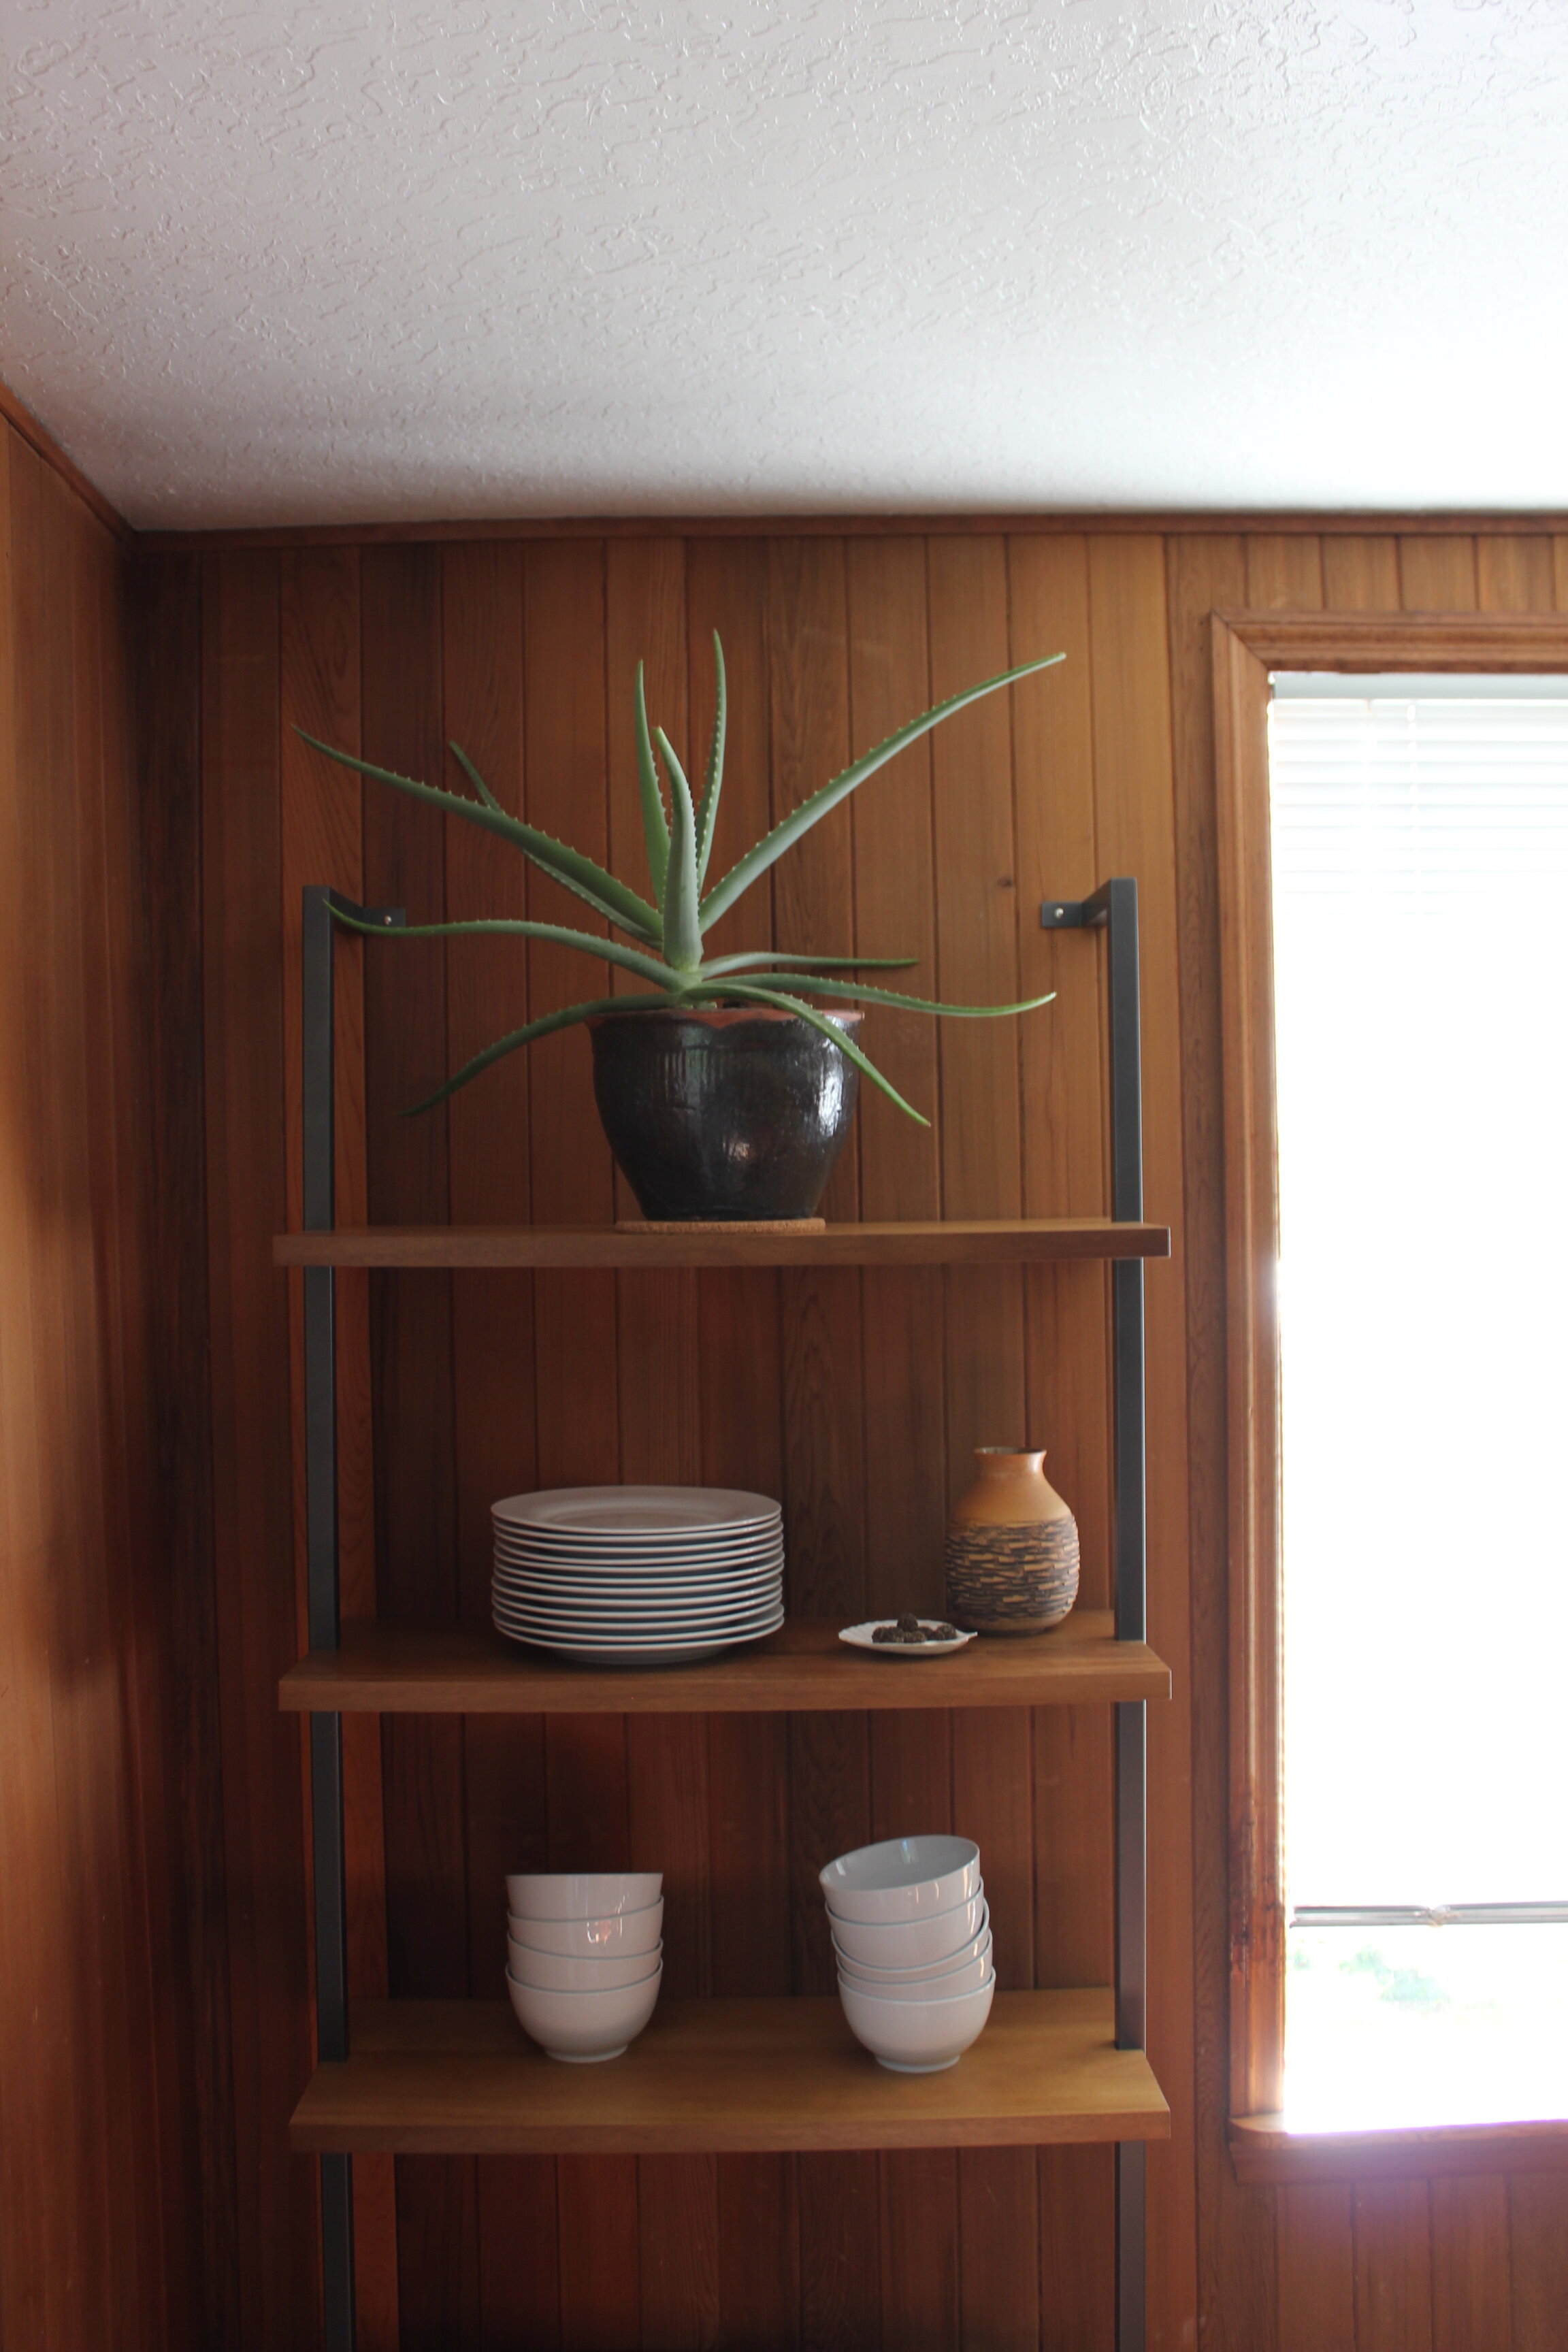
[
  {"left": 282, "top": 877, "right": 1165, "bottom": 2352},
  {"left": 280, "top": 1610, "right": 1169, "bottom": 1714},
  {"left": 292, "top": 1992, "right": 1170, "bottom": 2157},
  {"left": 273, "top": 1215, "right": 1169, "bottom": 1269}
]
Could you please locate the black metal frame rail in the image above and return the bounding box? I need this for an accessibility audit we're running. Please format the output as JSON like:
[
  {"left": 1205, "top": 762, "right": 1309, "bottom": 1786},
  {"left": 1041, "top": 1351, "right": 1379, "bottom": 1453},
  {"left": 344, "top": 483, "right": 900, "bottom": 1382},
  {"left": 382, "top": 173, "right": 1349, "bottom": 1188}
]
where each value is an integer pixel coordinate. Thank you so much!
[
  {"left": 299, "top": 879, "right": 1149, "bottom": 2352},
  {"left": 1042, "top": 880, "right": 1147, "bottom": 2352},
  {"left": 303, "top": 886, "right": 402, "bottom": 2351}
]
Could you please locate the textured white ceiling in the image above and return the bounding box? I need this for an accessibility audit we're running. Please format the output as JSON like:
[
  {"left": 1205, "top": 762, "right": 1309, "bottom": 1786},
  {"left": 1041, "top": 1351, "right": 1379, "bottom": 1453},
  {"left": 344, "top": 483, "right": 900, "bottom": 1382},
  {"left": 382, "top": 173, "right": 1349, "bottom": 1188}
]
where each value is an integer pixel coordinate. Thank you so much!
[{"left": 3, "top": 1, "right": 1567, "bottom": 527}]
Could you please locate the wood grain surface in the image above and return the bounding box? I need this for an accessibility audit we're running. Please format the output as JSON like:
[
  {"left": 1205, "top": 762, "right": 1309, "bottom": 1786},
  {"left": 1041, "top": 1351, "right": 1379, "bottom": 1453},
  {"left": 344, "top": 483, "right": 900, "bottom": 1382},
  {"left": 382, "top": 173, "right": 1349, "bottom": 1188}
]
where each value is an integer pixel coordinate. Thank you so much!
[
  {"left": 278, "top": 1612, "right": 1169, "bottom": 1713},
  {"left": 122, "top": 515, "right": 1568, "bottom": 2350},
  {"left": 290, "top": 1993, "right": 1171, "bottom": 2155},
  {"left": 273, "top": 1215, "right": 1171, "bottom": 1265}
]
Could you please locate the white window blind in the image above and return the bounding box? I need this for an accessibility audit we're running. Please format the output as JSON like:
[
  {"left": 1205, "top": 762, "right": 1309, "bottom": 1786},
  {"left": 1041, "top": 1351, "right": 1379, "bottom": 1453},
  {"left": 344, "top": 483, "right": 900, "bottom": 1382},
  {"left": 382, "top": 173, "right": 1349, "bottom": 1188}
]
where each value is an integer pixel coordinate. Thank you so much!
[{"left": 1268, "top": 673, "right": 1568, "bottom": 2130}]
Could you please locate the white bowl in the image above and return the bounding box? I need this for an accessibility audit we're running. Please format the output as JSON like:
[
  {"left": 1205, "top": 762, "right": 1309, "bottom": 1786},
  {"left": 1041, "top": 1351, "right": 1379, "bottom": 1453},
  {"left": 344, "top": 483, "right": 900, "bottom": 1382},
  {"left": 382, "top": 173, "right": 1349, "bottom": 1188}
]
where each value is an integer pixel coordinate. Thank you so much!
[
  {"left": 506, "top": 1872, "right": 663, "bottom": 1920},
  {"left": 834, "top": 1926, "right": 992, "bottom": 1990},
  {"left": 507, "top": 1901, "right": 664, "bottom": 1959},
  {"left": 507, "top": 1962, "right": 662, "bottom": 2061},
  {"left": 826, "top": 1891, "right": 986, "bottom": 1967},
  {"left": 835, "top": 1944, "right": 993, "bottom": 2002},
  {"left": 837, "top": 1971, "right": 994, "bottom": 2071},
  {"left": 819, "top": 1836, "right": 980, "bottom": 1924},
  {"left": 507, "top": 1937, "right": 663, "bottom": 1991}
]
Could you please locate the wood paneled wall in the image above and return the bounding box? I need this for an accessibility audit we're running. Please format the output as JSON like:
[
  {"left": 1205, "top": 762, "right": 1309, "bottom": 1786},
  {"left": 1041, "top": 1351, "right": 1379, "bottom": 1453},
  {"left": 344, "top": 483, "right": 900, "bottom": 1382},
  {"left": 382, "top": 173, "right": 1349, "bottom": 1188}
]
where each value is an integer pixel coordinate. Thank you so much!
[
  {"left": 140, "top": 517, "right": 1568, "bottom": 2351},
  {"left": 0, "top": 424, "right": 210, "bottom": 2346}
]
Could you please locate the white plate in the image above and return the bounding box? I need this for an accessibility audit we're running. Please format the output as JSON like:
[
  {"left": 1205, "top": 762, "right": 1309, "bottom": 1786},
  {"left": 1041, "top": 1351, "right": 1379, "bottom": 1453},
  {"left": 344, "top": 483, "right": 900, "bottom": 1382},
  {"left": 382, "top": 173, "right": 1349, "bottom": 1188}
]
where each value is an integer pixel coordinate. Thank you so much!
[
  {"left": 494, "top": 1520, "right": 783, "bottom": 1548},
  {"left": 492, "top": 1603, "right": 783, "bottom": 1635},
  {"left": 492, "top": 1587, "right": 783, "bottom": 1622},
  {"left": 495, "top": 1617, "right": 783, "bottom": 1666},
  {"left": 493, "top": 1547, "right": 784, "bottom": 1579},
  {"left": 493, "top": 1609, "right": 783, "bottom": 1643},
  {"left": 493, "top": 1486, "right": 781, "bottom": 1536},
  {"left": 494, "top": 1608, "right": 785, "bottom": 1653},
  {"left": 492, "top": 1566, "right": 784, "bottom": 1595},
  {"left": 838, "top": 1620, "right": 977, "bottom": 1658}
]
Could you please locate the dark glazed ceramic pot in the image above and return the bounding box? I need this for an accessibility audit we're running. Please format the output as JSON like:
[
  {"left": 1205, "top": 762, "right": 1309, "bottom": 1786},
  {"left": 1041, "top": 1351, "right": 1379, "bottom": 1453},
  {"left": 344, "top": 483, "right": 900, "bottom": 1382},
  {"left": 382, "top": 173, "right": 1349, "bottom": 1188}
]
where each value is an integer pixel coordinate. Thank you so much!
[{"left": 588, "top": 1006, "right": 863, "bottom": 1221}]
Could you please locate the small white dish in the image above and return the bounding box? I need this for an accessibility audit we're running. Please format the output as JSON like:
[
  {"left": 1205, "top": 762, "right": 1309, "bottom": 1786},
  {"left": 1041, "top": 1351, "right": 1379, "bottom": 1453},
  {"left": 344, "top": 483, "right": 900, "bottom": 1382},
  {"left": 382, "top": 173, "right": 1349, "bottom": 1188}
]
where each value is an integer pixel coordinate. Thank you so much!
[
  {"left": 826, "top": 1891, "right": 986, "bottom": 1967},
  {"left": 834, "top": 1943, "right": 994, "bottom": 2002},
  {"left": 837, "top": 1970, "right": 994, "bottom": 2071},
  {"left": 838, "top": 1620, "right": 977, "bottom": 1657},
  {"left": 508, "top": 1962, "right": 662, "bottom": 2061},
  {"left": 507, "top": 1901, "right": 664, "bottom": 1959},
  {"left": 507, "top": 1938, "right": 663, "bottom": 1991},
  {"left": 506, "top": 1872, "right": 663, "bottom": 1921},
  {"left": 819, "top": 1835, "right": 981, "bottom": 1924},
  {"left": 834, "top": 1924, "right": 992, "bottom": 1989}
]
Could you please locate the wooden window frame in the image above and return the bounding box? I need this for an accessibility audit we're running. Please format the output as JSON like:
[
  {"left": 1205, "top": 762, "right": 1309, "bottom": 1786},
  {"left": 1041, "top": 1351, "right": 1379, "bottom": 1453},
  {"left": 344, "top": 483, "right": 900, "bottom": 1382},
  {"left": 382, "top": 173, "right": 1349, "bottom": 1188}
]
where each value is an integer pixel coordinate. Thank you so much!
[{"left": 1212, "top": 609, "right": 1568, "bottom": 2183}]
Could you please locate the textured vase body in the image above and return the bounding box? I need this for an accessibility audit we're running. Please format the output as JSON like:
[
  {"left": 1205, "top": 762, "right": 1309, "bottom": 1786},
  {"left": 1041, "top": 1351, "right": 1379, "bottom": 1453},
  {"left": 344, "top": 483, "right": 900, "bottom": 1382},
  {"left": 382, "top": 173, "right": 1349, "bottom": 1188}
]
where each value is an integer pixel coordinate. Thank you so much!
[
  {"left": 943, "top": 1448, "right": 1081, "bottom": 1636},
  {"left": 588, "top": 1007, "right": 862, "bottom": 1222}
]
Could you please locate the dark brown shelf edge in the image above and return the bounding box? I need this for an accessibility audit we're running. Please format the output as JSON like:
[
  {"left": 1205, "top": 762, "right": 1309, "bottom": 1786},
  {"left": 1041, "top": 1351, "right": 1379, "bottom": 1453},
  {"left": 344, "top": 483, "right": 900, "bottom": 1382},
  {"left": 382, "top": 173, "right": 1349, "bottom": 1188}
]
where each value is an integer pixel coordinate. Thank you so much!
[
  {"left": 289, "top": 1993, "right": 1172, "bottom": 2157},
  {"left": 1229, "top": 2111, "right": 1568, "bottom": 2184},
  {"left": 271, "top": 1217, "right": 1172, "bottom": 1269},
  {"left": 278, "top": 1612, "right": 1171, "bottom": 1714}
]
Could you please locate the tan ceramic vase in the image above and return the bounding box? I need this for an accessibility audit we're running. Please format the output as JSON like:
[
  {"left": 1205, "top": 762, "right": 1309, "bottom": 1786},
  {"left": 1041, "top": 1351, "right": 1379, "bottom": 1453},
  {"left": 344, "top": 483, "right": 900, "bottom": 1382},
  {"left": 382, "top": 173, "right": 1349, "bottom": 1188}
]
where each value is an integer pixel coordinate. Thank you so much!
[{"left": 943, "top": 1448, "right": 1081, "bottom": 1636}]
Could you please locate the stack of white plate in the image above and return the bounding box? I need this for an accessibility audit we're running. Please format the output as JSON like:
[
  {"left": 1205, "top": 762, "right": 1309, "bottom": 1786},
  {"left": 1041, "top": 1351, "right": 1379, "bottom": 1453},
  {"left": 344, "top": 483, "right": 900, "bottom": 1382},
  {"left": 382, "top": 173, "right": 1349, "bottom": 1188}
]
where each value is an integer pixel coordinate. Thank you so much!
[
  {"left": 821, "top": 1835, "right": 995, "bottom": 2072},
  {"left": 491, "top": 1486, "right": 785, "bottom": 1665}
]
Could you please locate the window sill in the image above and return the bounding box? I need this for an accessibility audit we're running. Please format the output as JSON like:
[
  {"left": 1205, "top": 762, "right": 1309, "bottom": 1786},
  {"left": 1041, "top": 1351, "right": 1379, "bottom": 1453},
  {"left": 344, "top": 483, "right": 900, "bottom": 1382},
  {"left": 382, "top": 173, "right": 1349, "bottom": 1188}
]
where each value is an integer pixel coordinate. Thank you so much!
[{"left": 1230, "top": 2112, "right": 1568, "bottom": 2185}]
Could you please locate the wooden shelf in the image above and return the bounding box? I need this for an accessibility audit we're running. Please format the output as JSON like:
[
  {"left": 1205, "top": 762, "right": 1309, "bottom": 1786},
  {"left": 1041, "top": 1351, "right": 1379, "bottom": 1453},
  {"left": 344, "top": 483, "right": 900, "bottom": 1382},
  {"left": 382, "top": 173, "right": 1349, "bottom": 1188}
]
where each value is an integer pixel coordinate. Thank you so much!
[
  {"left": 272, "top": 1217, "right": 1171, "bottom": 1269},
  {"left": 279, "top": 1611, "right": 1169, "bottom": 1715},
  {"left": 291, "top": 1991, "right": 1170, "bottom": 2156}
]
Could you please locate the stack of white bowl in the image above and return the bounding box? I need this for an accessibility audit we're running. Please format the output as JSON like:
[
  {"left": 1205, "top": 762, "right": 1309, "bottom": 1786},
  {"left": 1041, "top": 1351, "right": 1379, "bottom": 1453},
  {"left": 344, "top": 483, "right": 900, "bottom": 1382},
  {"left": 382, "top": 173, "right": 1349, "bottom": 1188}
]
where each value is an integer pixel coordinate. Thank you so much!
[
  {"left": 821, "top": 1835, "right": 994, "bottom": 2073},
  {"left": 505, "top": 1872, "right": 664, "bottom": 2062}
]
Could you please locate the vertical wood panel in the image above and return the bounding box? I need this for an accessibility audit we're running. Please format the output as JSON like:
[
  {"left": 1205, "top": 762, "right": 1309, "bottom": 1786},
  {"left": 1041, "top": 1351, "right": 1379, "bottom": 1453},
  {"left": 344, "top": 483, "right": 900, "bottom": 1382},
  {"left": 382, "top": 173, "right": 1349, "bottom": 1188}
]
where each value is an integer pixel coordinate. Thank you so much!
[
  {"left": 1399, "top": 538, "right": 1477, "bottom": 610},
  {"left": 134, "top": 544, "right": 241, "bottom": 2341},
  {"left": 1354, "top": 2171, "right": 1433, "bottom": 2351},
  {"left": 1322, "top": 537, "right": 1401, "bottom": 610},
  {"left": 200, "top": 546, "right": 322, "bottom": 2347},
  {"left": 1506, "top": 2174, "right": 1568, "bottom": 2351},
  {"left": 1474, "top": 536, "right": 1554, "bottom": 613},
  {"left": 766, "top": 539, "right": 872, "bottom": 2352},
  {"left": 926, "top": 530, "right": 1041, "bottom": 2352},
  {"left": 1245, "top": 536, "right": 1324, "bottom": 610},
  {"left": 1429, "top": 2177, "right": 1511, "bottom": 2352},
  {"left": 1277, "top": 2183, "right": 1354, "bottom": 2352},
  {"left": 359, "top": 545, "right": 475, "bottom": 2340},
  {"left": 279, "top": 545, "right": 400, "bottom": 2348}
]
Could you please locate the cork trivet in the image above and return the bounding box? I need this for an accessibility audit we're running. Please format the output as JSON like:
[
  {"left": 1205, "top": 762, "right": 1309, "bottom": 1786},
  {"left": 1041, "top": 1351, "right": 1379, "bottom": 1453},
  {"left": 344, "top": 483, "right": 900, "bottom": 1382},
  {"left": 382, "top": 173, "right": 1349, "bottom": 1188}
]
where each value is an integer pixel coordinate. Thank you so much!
[{"left": 616, "top": 1217, "right": 826, "bottom": 1235}]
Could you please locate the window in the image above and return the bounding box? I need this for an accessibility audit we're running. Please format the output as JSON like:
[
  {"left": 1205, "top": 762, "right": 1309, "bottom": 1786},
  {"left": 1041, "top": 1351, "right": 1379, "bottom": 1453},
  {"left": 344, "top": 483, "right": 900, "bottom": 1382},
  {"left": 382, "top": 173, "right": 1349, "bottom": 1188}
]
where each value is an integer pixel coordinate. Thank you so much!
[
  {"left": 1268, "top": 674, "right": 1568, "bottom": 2131},
  {"left": 1210, "top": 612, "right": 1568, "bottom": 2153}
]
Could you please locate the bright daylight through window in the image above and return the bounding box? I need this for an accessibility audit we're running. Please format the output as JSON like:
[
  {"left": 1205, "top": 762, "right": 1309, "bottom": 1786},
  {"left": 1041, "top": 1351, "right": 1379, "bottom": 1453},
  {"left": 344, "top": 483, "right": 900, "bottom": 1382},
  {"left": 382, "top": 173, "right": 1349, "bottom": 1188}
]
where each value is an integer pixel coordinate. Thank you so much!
[{"left": 1269, "top": 674, "right": 1568, "bottom": 2132}]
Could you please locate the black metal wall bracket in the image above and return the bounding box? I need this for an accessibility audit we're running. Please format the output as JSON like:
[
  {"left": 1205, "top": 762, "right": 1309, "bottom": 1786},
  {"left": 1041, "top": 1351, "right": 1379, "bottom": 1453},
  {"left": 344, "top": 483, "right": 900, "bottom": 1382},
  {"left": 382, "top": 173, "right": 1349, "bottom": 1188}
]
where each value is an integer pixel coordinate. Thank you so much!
[
  {"left": 1042, "top": 879, "right": 1148, "bottom": 2352},
  {"left": 302, "top": 886, "right": 404, "bottom": 2352}
]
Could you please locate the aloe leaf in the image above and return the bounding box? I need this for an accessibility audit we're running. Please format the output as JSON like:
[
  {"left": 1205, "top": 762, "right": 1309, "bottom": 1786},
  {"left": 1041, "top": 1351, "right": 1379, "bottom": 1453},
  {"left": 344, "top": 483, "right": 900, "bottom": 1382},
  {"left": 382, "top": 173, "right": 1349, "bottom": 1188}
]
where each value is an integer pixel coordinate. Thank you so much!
[
  {"left": 448, "top": 741, "right": 507, "bottom": 817},
  {"left": 719, "top": 981, "right": 930, "bottom": 1126},
  {"left": 296, "top": 728, "right": 663, "bottom": 944},
  {"left": 699, "top": 949, "right": 918, "bottom": 979},
  {"left": 328, "top": 902, "right": 677, "bottom": 988},
  {"left": 656, "top": 728, "right": 704, "bottom": 973},
  {"left": 402, "top": 992, "right": 673, "bottom": 1115},
  {"left": 699, "top": 651, "right": 1066, "bottom": 929},
  {"left": 694, "top": 632, "right": 726, "bottom": 885},
  {"left": 723, "top": 974, "right": 1058, "bottom": 1019},
  {"left": 634, "top": 665, "right": 670, "bottom": 903}
]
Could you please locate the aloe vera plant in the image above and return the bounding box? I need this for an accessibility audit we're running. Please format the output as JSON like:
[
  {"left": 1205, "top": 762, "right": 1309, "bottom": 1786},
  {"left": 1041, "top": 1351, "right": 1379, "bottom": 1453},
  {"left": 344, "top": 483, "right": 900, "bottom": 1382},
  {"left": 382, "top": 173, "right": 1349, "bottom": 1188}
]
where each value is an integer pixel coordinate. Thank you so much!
[{"left": 299, "top": 639, "right": 1063, "bottom": 1126}]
